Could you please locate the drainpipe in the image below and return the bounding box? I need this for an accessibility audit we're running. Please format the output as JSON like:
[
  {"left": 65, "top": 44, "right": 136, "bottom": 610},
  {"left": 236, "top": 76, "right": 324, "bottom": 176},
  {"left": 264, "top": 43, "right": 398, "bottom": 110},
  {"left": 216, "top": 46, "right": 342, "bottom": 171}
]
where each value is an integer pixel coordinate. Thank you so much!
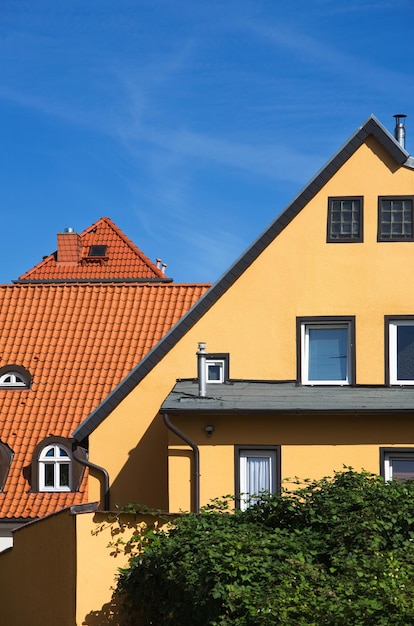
[
  {"left": 72, "top": 442, "right": 110, "bottom": 511},
  {"left": 163, "top": 412, "right": 200, "bottom": 514}
]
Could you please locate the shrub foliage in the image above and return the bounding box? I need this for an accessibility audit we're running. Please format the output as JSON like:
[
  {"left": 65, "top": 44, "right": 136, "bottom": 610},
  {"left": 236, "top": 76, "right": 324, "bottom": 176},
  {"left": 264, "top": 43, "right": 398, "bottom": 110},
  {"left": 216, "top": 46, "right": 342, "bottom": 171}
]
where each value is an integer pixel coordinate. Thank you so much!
[{"left": 117, "top": 470, "right": 414, "bottom": 625}]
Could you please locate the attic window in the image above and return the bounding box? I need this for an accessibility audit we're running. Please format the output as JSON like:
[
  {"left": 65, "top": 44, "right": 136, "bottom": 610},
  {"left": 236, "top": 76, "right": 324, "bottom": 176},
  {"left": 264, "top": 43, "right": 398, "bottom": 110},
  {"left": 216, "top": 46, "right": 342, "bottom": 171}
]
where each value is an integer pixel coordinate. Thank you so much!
[
  {"left": 0, "top": 366, "right": 31, "bottom": 389},
  {"left": 378, "top": 197, "right": 414, "bottom": 241},
  {"left": 327, "top": 197, "right": 363, "bottom": 242},
  {"left": 88, "top": 245, "right": 107, "bottom": 257}
]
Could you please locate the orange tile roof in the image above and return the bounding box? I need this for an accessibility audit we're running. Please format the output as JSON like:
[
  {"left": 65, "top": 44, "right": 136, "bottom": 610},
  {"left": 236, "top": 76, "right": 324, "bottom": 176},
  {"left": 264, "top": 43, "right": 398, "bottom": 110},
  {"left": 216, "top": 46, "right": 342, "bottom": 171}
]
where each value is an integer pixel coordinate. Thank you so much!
[
  {"left": 0, "top": 282, "right": 209, "bottom": 519},
  {"left": 17, "top": 217, "right": 168, "bottom": 282}
]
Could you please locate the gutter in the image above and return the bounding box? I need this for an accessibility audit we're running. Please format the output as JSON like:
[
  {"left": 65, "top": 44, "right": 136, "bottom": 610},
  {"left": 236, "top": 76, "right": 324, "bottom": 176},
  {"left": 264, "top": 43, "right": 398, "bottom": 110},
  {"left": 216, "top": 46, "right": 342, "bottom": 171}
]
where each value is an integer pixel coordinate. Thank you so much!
[
  {"left": 163, "top": 412, "right": 200, "bottom": 514},
  {"left": 72, "top": 443, "right": 110, "bottom": 511}
]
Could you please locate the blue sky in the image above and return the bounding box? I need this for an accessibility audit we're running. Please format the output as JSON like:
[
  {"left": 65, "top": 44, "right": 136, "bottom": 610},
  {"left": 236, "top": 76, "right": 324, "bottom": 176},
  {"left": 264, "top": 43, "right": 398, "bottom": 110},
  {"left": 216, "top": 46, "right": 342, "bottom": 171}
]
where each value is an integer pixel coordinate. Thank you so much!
[{"left": 0, "top": 0, "right": 413, "bottom": 283}]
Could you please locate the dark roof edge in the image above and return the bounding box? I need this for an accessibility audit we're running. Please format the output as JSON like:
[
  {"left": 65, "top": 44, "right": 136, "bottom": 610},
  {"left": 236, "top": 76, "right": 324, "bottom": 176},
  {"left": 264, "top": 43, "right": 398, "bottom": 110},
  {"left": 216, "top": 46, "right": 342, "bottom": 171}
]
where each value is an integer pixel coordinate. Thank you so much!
[
  {"left": 12, "top": 277, "right": 174, "bottom": 284},
  {"left": 73, "top": 115, "right": 410, "bottom": 441}
]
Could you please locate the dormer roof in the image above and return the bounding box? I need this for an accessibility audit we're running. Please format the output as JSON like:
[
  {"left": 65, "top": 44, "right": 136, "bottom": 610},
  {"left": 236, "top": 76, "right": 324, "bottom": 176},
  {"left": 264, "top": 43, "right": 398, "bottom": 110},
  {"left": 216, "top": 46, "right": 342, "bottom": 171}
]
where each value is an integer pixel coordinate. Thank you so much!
[{"left": 16, "top": 216, "right": 170, "bottom": 283}]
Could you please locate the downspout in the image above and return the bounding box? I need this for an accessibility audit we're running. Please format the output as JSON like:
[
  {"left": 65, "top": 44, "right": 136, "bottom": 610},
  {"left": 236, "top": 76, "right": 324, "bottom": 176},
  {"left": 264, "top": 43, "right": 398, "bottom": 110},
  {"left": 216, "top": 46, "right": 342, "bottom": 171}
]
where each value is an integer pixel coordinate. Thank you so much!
[
  {"left": 72, "top": 442, "right": 110, "bottom": 511},
  {"left": 163, "top": 412, "right": 200, "bottom": 514}
]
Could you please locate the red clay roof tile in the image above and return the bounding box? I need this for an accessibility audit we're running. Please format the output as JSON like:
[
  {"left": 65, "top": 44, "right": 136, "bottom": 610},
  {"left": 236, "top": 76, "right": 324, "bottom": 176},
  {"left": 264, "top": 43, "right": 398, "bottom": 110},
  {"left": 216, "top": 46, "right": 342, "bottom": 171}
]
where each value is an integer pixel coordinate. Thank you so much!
[
  {"left": 17, "top": 217, "right": 168, "bottom": 282},
  {"left": 1, "top": 218, "right": 210, "bottom": 520},
  {"left": 0, "top": 282, "right": 209, "bottom": 519}
]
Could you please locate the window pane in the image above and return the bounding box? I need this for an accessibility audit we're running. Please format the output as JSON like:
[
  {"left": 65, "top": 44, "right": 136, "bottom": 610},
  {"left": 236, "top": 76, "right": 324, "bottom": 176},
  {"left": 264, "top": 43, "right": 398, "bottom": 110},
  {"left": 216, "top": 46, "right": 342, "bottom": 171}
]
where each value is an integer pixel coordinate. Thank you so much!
[
  {"left": 44, "top": 464, "right": 55, "bottom": 487},
  {"left": 380, "top": 198, "right": 413, "bottom": 240},
  {"left": 59, "top": 447, "right": 69, "bottom": 457},
  {"left": 59, "top": 464, "right": 70, "bottom": 487},
  {"left": 207, "top": 364, "right": 222, "bottom": 381},
  {"left": 397, "top": 325, "right": 414, "bottom": 380},
  {"left": 329, "top": 198, "right": 360, "bottom": 240},
  {"left": 247, "top": 456, "right": 271, "bottom": 497},
  {"left": 45, "top": 448, "right": 55, "bottom": 457},
  {"left": 392, "top": 459, "right": 414, "bottom": 480},
  {"left": 308, "top": 328, "right": 348, "bottom": 381}
]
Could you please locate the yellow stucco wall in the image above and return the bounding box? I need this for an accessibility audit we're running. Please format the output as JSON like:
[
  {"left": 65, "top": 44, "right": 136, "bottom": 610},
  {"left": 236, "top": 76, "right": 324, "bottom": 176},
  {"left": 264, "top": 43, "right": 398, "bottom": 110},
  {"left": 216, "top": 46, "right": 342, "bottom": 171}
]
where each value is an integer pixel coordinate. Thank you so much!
[
  {"left": 0, "top": 506, "right": 170, "bottom": 626},
  {"left": 0, "top": 508, "right": 76, "bottom": 626},
  {"left": 88, "top": 135, "right": 414, "bottom": 513},
  {"left": 76, "top": 510, "right": 169, "bottom": 626}
]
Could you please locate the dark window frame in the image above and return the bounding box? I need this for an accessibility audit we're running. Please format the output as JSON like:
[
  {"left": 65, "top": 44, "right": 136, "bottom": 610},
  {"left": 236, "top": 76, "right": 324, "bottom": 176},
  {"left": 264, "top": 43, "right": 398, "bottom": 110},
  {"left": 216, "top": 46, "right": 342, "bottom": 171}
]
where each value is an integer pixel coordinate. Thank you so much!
[
  {"left": 234, "top": 444, "right": 281, "bottom": 510},
  {"left": 327, "top": 196, "right": 363, "bottom": 243},
  {"left": 380, "top": 447, "right": 414, "bottom": 480},
  {"left": 377, "top": 196, "right": 414, "bottom": 242},
  {"left": 296, "top": 316, "right": 356, "bottom": 385}
]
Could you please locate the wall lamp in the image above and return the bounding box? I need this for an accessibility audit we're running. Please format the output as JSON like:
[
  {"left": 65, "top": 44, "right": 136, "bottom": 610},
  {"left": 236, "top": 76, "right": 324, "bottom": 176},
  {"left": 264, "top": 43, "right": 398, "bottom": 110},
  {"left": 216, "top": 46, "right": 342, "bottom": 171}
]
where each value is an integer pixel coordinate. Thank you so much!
[{"left": 204, "top": 424, "right": 215, "bottom": 437}]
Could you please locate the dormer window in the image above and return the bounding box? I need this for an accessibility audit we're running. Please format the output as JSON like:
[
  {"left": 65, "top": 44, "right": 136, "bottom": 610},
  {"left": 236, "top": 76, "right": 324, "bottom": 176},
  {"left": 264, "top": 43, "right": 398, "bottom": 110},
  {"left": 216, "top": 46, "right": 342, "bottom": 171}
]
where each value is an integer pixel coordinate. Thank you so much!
[
  {"left": 39, "top": 444, "right": 71, "bottom": 492},
  {"left": 31, "top": 437, "right": 86, "bottom": 493},
  {"left": 0, "top": 365, "right": 31, "bottom": 389},
  {"left": 0, "top": 442, "right": 13, "bottom": 491},
  {"left": 0, "top": 373, "right": 25, "bottom": 386}
]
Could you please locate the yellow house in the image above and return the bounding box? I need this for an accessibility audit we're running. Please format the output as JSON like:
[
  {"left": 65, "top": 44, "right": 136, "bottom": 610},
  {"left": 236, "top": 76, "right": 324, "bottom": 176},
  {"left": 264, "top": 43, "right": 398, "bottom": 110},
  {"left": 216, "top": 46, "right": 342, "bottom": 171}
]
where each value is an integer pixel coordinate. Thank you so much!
[
  {"left": 79, "top": 114, "right": 414, "bottom": 517},
  {"left": 3, "top": 114, "right": 414, "bottom": 624}
]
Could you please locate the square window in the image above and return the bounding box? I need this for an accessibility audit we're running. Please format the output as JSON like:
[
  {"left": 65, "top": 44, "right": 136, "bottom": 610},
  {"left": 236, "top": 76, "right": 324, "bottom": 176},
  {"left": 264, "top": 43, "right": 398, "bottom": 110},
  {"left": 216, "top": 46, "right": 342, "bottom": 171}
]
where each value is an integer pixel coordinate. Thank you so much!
[
  {"left": 298, "top": 317, "right": 355, "bottom": 385},
  {"left": 381, "top": 449, "right": 414, "bottom": 481},
  {"left": 388, "top": 319, "right": 414, "bottom": 384},
  {"left": 205, "top": 354, "right": 229, "bottom": 384},
  {"left": 206, "top": 360, "right": 225, "bottom": 383},
  {"left": 235, "top": 447, "right": 280, "bottom": 510},
  {"left": 378, "top": 197, "right": 414, "bottom": 241},
  {"left": 327, "top": 197, "right": 363, "bottom": 242}
]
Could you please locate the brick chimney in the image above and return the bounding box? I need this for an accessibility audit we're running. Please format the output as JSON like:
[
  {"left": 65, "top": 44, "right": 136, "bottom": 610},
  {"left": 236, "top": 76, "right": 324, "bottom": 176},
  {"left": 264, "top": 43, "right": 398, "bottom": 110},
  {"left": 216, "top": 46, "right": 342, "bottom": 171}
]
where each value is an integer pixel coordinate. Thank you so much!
[{"left": 57, "top": 227, "right": 82, "bottom": 263}]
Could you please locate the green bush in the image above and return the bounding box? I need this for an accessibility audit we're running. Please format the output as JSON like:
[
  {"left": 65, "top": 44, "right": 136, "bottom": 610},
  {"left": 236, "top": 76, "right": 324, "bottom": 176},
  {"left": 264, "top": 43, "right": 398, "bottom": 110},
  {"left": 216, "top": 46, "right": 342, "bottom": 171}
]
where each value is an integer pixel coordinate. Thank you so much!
[{"left": 117, "top": 470, "right": 414, "bottom": 625}]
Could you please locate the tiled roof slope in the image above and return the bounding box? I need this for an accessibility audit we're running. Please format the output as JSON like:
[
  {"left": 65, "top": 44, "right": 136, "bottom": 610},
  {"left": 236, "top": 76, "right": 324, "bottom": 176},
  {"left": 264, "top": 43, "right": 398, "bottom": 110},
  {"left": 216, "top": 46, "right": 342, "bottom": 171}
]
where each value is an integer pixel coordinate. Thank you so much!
[
  {"left": 17, "top": 217, "right": 169, "bottom": 282},
  {"left": 0, "top": 282, "right": 209, "bottom": 519}
]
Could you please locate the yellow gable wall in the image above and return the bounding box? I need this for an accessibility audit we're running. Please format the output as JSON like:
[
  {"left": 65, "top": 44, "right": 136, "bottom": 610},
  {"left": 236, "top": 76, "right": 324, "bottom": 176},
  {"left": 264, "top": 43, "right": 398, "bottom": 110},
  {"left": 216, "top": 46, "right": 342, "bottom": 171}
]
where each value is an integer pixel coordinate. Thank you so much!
[{"left": 88, "top": 136, "right": 414, "bottom": 511}]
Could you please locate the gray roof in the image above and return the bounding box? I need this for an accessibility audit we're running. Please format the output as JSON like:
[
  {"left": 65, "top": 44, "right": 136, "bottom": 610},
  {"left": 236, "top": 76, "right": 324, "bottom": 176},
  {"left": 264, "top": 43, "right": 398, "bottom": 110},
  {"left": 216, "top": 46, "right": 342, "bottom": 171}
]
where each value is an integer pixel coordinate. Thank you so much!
[
  {"left": 161, "top": 380, "right": 414, "bottom": 414},
  {"left": 73, "top": 115, "right": 412, "bottom": 441}
]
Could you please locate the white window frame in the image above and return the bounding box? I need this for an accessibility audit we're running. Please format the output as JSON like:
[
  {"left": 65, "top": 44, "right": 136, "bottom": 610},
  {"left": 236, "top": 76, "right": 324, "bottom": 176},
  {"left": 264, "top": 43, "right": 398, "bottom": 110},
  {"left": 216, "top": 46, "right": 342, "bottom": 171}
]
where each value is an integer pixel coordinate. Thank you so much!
[
  {"left": 238, "top": 448, "right": 277, "bottom": 511},
  {"left": 39, "top": 444, "right": 71, "bottom": 492},
  {"left": 206, "top": 358, "right": 226, "bottom": 383},
  {"left": 0, "top": 372, "right": 26, "bottom": 387},
  {"left": 388, "top": 320, "right": 414, "bottom": 385},
  {"left": 300, "top": 321, "right": 352, "bottom": 385},
  {"left": 382, "top": 449, "right": 414, "bottom": 481}
]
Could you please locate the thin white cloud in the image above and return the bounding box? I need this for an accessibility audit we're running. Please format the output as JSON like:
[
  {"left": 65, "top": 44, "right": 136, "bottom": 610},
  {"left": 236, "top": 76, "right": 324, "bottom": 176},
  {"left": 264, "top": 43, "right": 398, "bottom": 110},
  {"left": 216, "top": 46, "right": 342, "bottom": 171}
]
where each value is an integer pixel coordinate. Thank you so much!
[{"left": 244, "top": 18, "right": 414, "bottom": 97}]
